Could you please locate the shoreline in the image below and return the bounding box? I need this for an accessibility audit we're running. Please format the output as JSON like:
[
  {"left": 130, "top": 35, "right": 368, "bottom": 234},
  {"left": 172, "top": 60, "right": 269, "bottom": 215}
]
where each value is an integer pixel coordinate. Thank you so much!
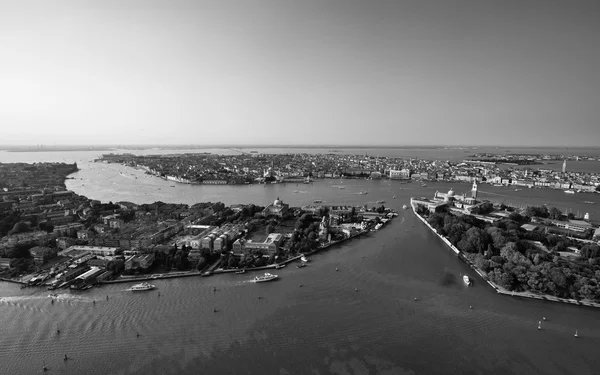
[
  {"left": 76, "top": 228, "right": 374, "bottom": 286},
  {"left": 410, "top": 200, "right": 600, "bottom": 309}
]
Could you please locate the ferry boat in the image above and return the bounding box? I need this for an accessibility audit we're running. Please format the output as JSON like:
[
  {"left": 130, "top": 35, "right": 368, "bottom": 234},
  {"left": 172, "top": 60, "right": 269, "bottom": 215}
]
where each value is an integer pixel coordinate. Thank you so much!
[
  {"left": 463, "top": 275, "right": 471, "bottom": 285},
  {"left": 127, "top": 282, "right": 156, "bottom": 291},
  {"left": 253, "top": 273, "right": 278, "bottom": 283},
  {"left": 564, "top": 190, "right": 576, "bottom": 194}
]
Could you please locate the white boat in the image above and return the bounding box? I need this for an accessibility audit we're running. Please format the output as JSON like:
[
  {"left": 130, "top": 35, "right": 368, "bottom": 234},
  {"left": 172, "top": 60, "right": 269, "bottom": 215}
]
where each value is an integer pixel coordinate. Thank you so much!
[
  {"left": 127, "top": 282, "right": 156, "bottom": 291},
  {"left": 564, "top": 190, "right": 575, "bottom": 194},
  {"left": 253, "top": 273, "right": 278, "bottom": 283},
  {"left": 574, "top": 330, "right": 578, "bottom": 338},
  {"left": 275, "top": 264, "right": 286, "bottom": 269},
  {"left": 235, "top": 269, "right": 246, "bottom": 274},
  {"left": 402, "top": 204, "right": 408, "bottom": 209},
  {"left": 300, "top": 255, "right": 309, "bottom": 263},
  {"left": 463, "top": 275, "right": 471, "bottom": 285}
]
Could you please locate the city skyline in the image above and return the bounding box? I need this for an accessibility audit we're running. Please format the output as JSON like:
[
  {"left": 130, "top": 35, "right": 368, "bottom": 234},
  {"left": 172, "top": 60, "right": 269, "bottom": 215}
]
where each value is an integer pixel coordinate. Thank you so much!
[{"left": 1, "top": 0, "right": 600, "bottom": 147}]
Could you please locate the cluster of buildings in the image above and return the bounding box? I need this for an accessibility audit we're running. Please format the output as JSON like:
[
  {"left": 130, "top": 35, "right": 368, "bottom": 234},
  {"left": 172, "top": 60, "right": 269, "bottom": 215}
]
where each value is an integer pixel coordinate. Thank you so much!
[
  {"left": 99, "top": 152, "right": 600, "bottom": 193},
  {"left": 412, "top": 183, "right": 600, "bottom": 252}
]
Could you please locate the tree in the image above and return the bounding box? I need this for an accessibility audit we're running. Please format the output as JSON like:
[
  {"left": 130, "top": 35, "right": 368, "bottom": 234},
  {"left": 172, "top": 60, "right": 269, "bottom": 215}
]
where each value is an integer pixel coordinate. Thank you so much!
[
  {"left": 8, "top": 221, "right": 30, "bottom": 235},
  {"left": 508, "top": 212, "right": 523, "bottom": 223},
  {"left": 228, "top": 256, "right": 239, "bottom": 268},
  {"left": 548, "top": 207, "right": 562, "bottom": 220}
]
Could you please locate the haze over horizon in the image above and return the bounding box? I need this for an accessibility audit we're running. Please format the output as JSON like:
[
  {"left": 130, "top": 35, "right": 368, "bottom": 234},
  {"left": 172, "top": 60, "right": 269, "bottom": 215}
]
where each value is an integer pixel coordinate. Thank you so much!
[{"left": 1, "top": 0, "right": 599, "bottom": 147}]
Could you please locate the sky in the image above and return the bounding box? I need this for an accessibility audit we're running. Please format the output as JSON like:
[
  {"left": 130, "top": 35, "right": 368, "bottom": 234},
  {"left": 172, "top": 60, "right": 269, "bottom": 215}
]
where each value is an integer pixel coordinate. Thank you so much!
[{"left": 1, "top": 0, "right": 599, "bottom": 147}]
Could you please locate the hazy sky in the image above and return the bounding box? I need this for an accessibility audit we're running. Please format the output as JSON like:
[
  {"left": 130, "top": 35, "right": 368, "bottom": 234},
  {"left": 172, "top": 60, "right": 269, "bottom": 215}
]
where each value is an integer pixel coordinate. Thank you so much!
[{"left": 1, "top": 0, "right": 599, "bottom": 146}]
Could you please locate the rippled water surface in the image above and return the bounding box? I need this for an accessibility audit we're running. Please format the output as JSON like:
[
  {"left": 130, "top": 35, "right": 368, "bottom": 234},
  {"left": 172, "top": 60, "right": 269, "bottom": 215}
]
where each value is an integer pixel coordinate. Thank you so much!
[{"left": 1, "top": 149, "right": 600, "bottom": 374}]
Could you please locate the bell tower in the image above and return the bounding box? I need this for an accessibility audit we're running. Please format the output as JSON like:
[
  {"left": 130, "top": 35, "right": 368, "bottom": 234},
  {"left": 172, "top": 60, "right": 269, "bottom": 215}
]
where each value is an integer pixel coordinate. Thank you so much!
[{"left": 471, "top": 180, "right": 478, "bottom": 200}]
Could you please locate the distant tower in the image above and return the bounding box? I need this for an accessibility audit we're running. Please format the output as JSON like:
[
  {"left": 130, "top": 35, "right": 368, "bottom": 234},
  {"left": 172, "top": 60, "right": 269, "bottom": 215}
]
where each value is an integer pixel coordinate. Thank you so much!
[
  {"left": 471, "top": 180, "right": 478, "bottom": 200},
  {"left": 562, "top": 160, "right": 567, "bottom": 173}
]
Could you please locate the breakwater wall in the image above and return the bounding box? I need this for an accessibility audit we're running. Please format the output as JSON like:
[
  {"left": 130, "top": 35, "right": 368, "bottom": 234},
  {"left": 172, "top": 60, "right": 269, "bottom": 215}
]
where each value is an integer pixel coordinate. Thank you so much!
[{"left": 410, "top": 200, "right": 600, "bottom": 309}]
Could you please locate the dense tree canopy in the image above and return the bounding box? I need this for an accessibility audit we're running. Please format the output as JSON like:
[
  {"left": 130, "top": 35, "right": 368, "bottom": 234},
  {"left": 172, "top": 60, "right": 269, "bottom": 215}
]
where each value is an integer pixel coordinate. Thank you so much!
[{"left": 424, "top": 210, "right": 600, "bottom": 301}]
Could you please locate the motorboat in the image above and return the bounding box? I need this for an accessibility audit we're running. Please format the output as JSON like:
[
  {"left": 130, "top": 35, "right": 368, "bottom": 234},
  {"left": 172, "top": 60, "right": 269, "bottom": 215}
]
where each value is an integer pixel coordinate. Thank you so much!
[
  {"left": 463, "top": 275, "right": 471, "bottom": 285},
  {"left": 253, "top": 273, "right": 278, "bottom": 283},
  {"left": 127, "top": 282, "right": 156, "bottom": 291}
]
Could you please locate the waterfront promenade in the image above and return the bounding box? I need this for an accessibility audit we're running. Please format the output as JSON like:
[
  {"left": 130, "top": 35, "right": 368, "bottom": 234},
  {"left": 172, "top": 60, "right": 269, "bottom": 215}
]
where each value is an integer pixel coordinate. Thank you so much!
[{"left": 410, "top": 200, "right": 600, "bottom": 309}]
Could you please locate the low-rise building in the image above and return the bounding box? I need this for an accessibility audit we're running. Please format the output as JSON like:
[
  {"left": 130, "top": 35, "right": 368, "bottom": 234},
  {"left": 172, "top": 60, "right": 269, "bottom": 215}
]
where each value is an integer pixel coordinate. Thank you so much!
[
  {"left": 233, "top": 233, "right": 283, "bottom": 256},
  {"left": 62, "top": 245, "right": 120, "bottom": 257},
  {"left": 124, "top": 253, "right": 155, "bottom": 271}
]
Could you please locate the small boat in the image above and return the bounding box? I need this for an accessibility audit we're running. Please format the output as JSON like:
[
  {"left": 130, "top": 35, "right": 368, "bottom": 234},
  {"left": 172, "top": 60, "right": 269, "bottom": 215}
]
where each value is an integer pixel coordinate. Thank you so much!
[
  {"left": 463, "top": 275, "right": 471, "bottom": 285},
  {"left": 300, "top": 255, "right": 309, "bottom": 263},
  {"left": 564, "top": 190, "right": 575, "bottom": 194},
  {"left": 235, "top": 269, "right": 246, "bottom": 274},
  {"left": 275, "top": 264, "right": 286, "bottom": 269},
  {"left": 127, "top": 282, "right": 156, "bottom": 291},
  {"left": 376, "top": 200, "right": 386, "bottom": 204},
  {"left": 584, "top": 201, "right": 596, "bottom": 204},
  {"left": 253, "top": 273, "right": 278, "bottom": 283},
  {"left": 392, "top": 196, "right": 396, "bottom": 199},
  {"left": 297, "top": 263, "right": 307, "bottom": 268},
  {"left": 538, "top": 321, "right": 542, "bottom": 330},
  {"left": 402, "top": 205, "right": 408, "bottom": 210},
  {"left": 574, "top": 330, "right": 578, "bottom": 338},
  {"left": 313, "top": 200, "right": 323, "bottom": 203}
]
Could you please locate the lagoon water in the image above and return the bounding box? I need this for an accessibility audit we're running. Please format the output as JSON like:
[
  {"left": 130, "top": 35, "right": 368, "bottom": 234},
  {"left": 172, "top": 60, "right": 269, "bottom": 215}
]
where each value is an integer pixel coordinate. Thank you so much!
[{"left": 1, "top": 148, "right": 600, "bottom": 375}]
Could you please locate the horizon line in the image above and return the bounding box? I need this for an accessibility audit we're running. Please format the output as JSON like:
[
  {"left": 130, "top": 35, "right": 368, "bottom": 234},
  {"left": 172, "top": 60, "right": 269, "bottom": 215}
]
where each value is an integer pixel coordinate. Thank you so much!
[{"left": 1, "top": 144, "right": 599, "bottom": 149}]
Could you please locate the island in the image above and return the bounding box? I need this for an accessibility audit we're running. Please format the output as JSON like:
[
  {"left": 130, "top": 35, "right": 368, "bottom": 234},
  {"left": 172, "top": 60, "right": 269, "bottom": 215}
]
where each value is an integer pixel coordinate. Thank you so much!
[
  {"left": 0, "top": 162, "right": 396, "bottom": 289},
  {"left": 97, "top": 152, "right": 600, "bottom": 194},
  {"left": 411, "top": 187, "right": 600, "bottom": 307}
]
